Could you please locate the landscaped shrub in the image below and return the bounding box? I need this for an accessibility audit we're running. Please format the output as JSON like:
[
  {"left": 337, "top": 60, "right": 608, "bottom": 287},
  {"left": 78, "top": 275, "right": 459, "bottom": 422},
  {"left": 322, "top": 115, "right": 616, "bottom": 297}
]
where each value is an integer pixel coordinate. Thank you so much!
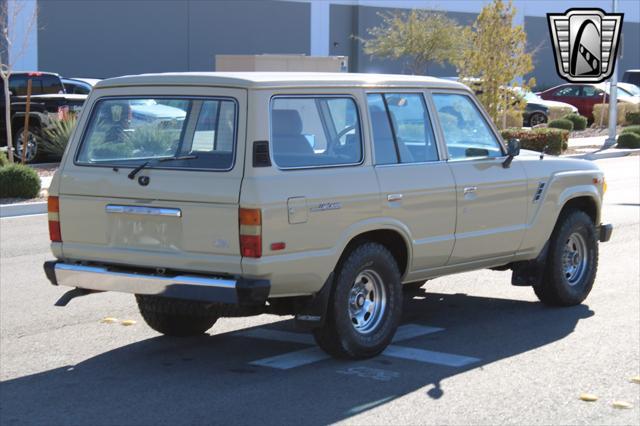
[
  {"left": 593, "top": 103, "right": 640, "bottom": 126},
  {"left": 563, "top": 113, "right": 588, "bottom": 131},
  {"left": 621, "top": 125, "right": 640, "bottom": 137},
  {"left": 616, "top": 132, "right": 640, "bottom": 149},
  {"left": 0, "top": 150, "right": 8, "bottom": 167},
  {"left": 548, "top": 118, "right": 574, "bottom": 131},
  {"left": 496, "top": 110, "right": 523, "bottom": 129},
  {"left": 548, "top": 106, "right": 574, "bottom": 121},
  {"left": 500, "top": 127, "right": 569, "bottom": 155},
  {"left": 0, "top": 164, "right": 41, "bottom": 198},
  {"left": 41, "top": 115, "right": 77, "bottom": 157},
  {"left": 626, "top": 111, "right": 640, "bottom": 125}
]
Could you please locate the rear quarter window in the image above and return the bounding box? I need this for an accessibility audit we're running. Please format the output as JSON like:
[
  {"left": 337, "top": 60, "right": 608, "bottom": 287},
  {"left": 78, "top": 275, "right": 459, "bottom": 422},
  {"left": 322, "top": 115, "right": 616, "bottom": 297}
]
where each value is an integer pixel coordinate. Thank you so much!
[{"left": 270, "top": 96, "right": 362, "bottom": 168}]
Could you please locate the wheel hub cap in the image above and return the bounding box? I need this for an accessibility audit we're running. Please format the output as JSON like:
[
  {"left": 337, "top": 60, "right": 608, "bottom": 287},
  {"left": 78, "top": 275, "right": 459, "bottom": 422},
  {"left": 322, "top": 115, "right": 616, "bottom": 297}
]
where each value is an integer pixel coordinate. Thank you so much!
[{"left": 348, "top": 270, "right": 387, "bottom": 334}]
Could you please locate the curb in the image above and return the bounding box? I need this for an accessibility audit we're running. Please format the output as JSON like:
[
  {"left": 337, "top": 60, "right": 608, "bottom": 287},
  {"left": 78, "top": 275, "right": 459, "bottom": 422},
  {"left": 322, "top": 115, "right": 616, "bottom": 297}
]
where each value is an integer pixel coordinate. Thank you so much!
[
  {"left": 0, "top": 201, "right": 47, "bottom": 218},
  {"left": 563, "top": 148, "right": 640, "bottom": 160}
]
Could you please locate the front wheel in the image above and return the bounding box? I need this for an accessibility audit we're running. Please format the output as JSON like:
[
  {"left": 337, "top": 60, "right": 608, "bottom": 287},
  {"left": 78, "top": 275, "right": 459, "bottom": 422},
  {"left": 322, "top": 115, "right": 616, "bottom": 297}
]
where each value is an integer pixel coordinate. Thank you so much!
[
  {"left": 136, "top": 295, "right": 218, "bottom": 336},
  {"left": 313, "top": 242, "right": 402, "bottom": 359},
  {"left": 534, "top": 210, "right": 598, "bottom": 306},
  {"left": 13, "top": 127, "right": 39, "bottom": 163},
  {"left": 528, "top": 112, "right": 547, "bottom": 127}
]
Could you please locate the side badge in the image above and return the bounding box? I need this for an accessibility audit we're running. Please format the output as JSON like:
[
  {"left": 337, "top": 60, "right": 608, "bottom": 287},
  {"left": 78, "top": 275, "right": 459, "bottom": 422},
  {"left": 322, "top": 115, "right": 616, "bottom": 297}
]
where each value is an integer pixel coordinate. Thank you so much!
[{"left": 138, "top": 176, "right": 150, "bottom": 186}]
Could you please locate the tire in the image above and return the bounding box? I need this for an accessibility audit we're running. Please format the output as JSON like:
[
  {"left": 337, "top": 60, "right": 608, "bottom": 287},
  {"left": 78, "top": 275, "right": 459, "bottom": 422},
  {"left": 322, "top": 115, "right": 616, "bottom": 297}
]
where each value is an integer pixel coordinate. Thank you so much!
[
  {"left": 313, "top": 242, "right": 402, "bottom": 359},
  {"left": 135, "top": 295, "right": 218, "bottom": 336},
  {"left": 528, "top": 112, "right": 547, "bottom": 127},
  {"left": 12, "top": 127, "right": 40, "bottom": 163},
  {"left": 534, "top": 210, "right": 598, "bottom": 306}
]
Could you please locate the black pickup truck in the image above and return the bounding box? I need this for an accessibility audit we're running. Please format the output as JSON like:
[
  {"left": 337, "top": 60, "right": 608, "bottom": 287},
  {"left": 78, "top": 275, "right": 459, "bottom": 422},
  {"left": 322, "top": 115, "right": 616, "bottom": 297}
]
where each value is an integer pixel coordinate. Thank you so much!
[{"left": 1, "top": 72, "right": 87, "bottom": 162}]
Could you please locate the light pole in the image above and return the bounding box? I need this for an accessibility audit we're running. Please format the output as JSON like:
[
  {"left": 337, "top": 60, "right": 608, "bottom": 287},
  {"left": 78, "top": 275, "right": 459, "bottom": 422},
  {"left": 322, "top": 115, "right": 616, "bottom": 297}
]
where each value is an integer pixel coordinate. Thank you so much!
[{"left": 604, "top": 0, "right": 619, "bottom": 148}]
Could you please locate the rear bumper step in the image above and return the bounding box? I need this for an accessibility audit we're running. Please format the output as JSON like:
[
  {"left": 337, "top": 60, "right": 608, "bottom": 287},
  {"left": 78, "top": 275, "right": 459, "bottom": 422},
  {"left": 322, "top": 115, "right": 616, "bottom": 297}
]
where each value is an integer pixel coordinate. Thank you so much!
[{"left": 43, "top": 261, "right": 269, "bottom": 306}]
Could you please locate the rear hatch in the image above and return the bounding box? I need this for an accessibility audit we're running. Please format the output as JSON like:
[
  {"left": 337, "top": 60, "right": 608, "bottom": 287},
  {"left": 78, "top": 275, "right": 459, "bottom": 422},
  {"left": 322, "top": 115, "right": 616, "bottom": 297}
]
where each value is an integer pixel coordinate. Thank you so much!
[{"left": 56, "top": 86, "right": 247, "bottom": 275}]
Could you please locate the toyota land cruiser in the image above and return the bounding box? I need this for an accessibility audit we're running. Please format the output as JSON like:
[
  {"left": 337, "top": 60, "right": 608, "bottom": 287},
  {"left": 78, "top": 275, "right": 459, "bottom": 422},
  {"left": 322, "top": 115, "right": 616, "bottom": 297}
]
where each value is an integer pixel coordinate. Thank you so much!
[{"left": 43, "top": 73, "right": 612, "bottom": 359}]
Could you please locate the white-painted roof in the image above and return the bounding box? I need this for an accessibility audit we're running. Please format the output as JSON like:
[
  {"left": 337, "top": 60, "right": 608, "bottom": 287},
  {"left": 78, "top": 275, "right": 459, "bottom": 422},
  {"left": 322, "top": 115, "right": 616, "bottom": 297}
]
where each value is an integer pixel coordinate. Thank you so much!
[{"left": 95, "top": 72, "right": 468, "bottom": 90}]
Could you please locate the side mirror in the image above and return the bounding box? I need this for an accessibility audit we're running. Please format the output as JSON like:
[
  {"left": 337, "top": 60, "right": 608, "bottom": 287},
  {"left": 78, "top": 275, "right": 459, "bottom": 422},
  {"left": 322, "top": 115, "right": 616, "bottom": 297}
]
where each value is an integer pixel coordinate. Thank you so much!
[
  {"left": 503, "top": 138, "right": 520, "bottom": 168},
  {"left": 507, "top": 138, "right": 520, "bottom": 156}
]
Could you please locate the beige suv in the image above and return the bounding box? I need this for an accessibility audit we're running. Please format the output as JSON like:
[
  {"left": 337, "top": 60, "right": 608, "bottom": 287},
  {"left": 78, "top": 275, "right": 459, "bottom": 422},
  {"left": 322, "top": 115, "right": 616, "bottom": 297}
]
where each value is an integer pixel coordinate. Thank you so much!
[{"left": 43, "top": 73, "right": 612, "bottom": 359}]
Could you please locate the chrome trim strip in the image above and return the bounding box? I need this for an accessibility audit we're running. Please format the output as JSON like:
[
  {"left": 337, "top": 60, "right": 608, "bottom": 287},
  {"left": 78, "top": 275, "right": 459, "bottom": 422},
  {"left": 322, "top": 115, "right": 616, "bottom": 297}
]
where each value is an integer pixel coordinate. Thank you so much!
[
  {"left": 54, "top": 263, "right": 237, "bottom": 296},
  {"left": 105, "top": 204, "right": 182, "bottom": 217}
]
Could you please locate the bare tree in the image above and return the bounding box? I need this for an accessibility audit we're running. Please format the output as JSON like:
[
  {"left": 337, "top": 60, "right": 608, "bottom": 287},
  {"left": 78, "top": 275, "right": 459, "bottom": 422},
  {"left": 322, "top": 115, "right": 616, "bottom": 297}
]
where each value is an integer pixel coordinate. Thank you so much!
[{"left": 1, "top": 0, "right": 38, "bottom": 163}]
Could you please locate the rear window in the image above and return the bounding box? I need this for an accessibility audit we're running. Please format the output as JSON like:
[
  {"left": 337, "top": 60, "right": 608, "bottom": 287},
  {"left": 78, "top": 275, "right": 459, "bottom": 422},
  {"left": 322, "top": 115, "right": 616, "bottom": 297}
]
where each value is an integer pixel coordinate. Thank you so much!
[
  {"left": 270, "top": 96, "right": 362, "bottom": 168},
  {"left": 9, "top": 74, "right": 64, "bottom": 95},
  {"left": 76, "top": 97, "right": 237, "bottom": 170}
]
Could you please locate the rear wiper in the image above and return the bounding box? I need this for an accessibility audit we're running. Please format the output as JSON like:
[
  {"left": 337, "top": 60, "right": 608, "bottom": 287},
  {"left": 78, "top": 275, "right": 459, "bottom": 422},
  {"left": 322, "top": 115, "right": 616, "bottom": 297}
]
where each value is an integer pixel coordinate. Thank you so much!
[{"left": 127, "top": 155, "right": 198, "bottom": 180}]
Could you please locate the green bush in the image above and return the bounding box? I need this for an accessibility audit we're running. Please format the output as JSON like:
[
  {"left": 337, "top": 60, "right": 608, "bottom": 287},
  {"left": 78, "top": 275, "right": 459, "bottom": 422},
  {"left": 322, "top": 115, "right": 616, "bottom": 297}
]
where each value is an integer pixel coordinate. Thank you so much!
[
  {"left": 616, "top": 133, "right": 640, "bottom": 149},
  {"left": 501, "top": 127, "right": 569, "bottom": 155},
  {"left": 0, "top": 150, "right": 8, "bottom": 167},
  {"left": 0, "top": 164, "right": 41, "bottom": 198},
  {"left": 626, "top": 111, "right": 640, "bottom": 125},
  {"left": 548, "top": 118, "right": 574, "bottom": 131},
  {"left": 563, "top": 113, "right": 588, "bottom": 131},
  {"left": 548, "top": 106, "right": 574, "bottom": 121},
  {"left": 41, "top": 115, "right": 77, "bottom": 157},
  {"left": 621, "top": 125, "right": 640, "bottom": 137}
]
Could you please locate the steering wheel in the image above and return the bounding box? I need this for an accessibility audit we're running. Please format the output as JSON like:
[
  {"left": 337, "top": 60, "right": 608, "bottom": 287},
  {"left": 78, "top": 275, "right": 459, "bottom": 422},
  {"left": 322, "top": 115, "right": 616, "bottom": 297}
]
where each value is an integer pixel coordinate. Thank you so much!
[{"left": 336, "top": 124, "right": 356, "bottom": 141}]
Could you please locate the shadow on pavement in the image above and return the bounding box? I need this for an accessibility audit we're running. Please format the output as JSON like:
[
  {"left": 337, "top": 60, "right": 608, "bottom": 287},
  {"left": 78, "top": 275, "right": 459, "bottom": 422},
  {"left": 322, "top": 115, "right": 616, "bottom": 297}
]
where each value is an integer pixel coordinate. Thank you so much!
[{"left": 0, "top": 291, "right": 593, "bottom": 425}]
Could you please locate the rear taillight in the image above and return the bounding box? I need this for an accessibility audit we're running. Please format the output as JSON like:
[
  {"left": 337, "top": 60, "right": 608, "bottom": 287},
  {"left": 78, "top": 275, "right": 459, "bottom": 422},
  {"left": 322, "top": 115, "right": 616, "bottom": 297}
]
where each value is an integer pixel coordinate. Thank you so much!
[
  {"left": 48, "top": 196, "right": 62, "bottom": 242},
  {"left": 239, "top": 208, "right": 261, "bottom": 258}
]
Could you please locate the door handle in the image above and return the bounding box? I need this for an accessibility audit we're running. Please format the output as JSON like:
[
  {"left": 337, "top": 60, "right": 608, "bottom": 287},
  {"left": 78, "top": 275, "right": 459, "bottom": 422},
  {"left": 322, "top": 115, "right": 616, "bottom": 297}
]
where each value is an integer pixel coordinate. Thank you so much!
[
  {"left": 387, "top": 194, "right": 403, "bottom": 202},
  {"left": 463, "top": 186, "right": 477, "bottom": 195}
]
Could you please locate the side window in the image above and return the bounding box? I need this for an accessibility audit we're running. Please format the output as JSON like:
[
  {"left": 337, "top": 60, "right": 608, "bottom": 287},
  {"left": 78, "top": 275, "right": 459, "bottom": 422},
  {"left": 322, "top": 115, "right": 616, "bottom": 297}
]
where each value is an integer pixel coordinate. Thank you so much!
[
  {"left": 42, "top": 75, "right": 64, "bottom": 94},
  {"left": 270, "top": 97, "right": 362, "bottom": 168},
  {"left": 366, "top": 93, "right": 438, "bottom": 165},
  {"left": 432, "top": 93, "right": 503, "bottom": 160},
  {"left": 366, "top": 94, "right": 397, "bottom": 165},
  {"left": 582, "top": 86, "right": 604, "bottom": 98},
  {"left": 554, "top": 86, "right": 580, "bottom": 97},
  {"left": 385, "top": 93, "right": 438, "bottom": 163}
]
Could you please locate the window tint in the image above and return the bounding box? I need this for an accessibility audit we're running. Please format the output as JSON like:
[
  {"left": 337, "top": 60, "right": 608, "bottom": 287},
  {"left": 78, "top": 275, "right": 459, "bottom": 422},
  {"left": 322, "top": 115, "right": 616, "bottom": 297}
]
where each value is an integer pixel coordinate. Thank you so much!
[
  {"left": 271, "top": 97, "right": 362, "bottom": 168},
  {"left": 42, "top": 75, "right": 64, "bottom": 94},
  {"left": 77, "top": 97, "right": 236, "bottom": 170},
  {"left": 554, "top": 86, "right": 580, "bottom": 97},
  {"left": 367, "top": 94, "right": 397, "bottom": 165},
  {"left": 432, "top": 93, "right": 503, "bottom": 160}
]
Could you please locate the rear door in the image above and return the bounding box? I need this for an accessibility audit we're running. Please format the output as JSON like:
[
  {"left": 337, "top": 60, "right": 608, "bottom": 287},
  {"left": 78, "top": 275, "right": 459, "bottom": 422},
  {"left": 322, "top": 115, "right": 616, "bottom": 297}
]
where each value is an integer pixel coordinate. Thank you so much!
[
  {"left": 367, "top": 92, "right": 456, "bottom": 271},
  {"left": 430, "top": 91, "right": 528, "bottom": 264},
  {"left": 57, "top": 86, "right": 246, "bottom": 275}
]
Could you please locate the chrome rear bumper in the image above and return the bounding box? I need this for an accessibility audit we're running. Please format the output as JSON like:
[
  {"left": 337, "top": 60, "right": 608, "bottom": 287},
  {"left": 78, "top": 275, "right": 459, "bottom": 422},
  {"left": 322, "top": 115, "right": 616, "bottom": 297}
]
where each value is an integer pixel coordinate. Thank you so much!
[{"left": 44, "top": 261, "right": 269, "bottom": 305}]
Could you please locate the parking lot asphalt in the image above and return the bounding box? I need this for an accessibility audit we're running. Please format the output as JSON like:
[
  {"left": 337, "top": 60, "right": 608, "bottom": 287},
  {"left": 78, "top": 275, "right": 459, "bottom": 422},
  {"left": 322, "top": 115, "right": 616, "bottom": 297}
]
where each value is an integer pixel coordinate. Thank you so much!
[{"left": 1, "top": 156, "right": 639, "bottom": 425}]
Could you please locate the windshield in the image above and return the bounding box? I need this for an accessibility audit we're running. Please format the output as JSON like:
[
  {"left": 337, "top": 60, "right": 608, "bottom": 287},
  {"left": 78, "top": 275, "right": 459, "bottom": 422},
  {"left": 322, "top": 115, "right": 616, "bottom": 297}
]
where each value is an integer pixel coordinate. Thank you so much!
[{"left": 76, "top": 97, "right": 237, "bottom": 170}]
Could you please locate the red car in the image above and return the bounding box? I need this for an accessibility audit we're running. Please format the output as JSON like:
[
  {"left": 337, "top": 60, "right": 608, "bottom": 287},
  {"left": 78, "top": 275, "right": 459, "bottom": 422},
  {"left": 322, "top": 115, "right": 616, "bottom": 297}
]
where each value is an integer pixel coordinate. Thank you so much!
[{"left": 539, "top": 83, "right": 639, "bottom": 122}]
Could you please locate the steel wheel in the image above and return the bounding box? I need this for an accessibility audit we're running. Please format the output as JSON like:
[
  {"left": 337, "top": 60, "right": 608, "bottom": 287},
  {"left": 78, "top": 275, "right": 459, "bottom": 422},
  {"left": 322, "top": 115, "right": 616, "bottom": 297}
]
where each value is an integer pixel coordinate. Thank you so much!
[
  {"left": 348, "top": 269, "right": 387, "bottom": 334},
  {"left": 562, "top": 232, "right": 588, "bottom": 286}
]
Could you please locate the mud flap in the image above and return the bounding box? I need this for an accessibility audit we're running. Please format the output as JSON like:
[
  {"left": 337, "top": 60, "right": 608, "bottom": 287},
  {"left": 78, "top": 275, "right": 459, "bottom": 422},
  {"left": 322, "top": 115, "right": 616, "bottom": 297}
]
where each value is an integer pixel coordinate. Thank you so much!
[
  {"left": 294, "top": 272, "right": 334, "bottom": 329},
  {"left": 511, "top": 242, "right": 549, "bottom": 287}
]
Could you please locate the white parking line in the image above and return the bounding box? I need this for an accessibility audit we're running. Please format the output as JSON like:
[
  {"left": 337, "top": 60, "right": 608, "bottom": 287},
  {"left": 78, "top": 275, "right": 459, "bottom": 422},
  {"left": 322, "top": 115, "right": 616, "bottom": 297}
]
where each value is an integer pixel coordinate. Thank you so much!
[
  {"left": 247, "top": 324, "right": 454, "bottom": 370},
  {"left": 383, "top": 345, "right": 480, "bottom": 367}
]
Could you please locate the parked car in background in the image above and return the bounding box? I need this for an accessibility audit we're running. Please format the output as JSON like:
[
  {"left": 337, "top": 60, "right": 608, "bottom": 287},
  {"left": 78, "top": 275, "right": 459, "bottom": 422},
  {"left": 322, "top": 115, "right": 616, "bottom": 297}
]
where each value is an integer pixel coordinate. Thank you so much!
[
  {"left": 622, "top": 70, "right": 640, "bottom": 86},
  {"left": 538, "top": 83, "right": 640, "bottom": 122},
  {"left": 62, "top": 78, "right": 101, "bottom": 95},
  {"left": 0, "top": 72, "right": 87, "bottom": 162},
  {"left": 516, "top": 90, "right": 578, "bottom": 127}
]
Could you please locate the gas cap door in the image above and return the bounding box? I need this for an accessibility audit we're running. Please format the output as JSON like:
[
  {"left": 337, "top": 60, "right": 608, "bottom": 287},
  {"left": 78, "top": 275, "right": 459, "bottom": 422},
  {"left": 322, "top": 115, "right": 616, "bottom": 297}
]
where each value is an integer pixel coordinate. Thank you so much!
[{"left": 287, "top": 196, "right": 308, "bottom": 224}]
